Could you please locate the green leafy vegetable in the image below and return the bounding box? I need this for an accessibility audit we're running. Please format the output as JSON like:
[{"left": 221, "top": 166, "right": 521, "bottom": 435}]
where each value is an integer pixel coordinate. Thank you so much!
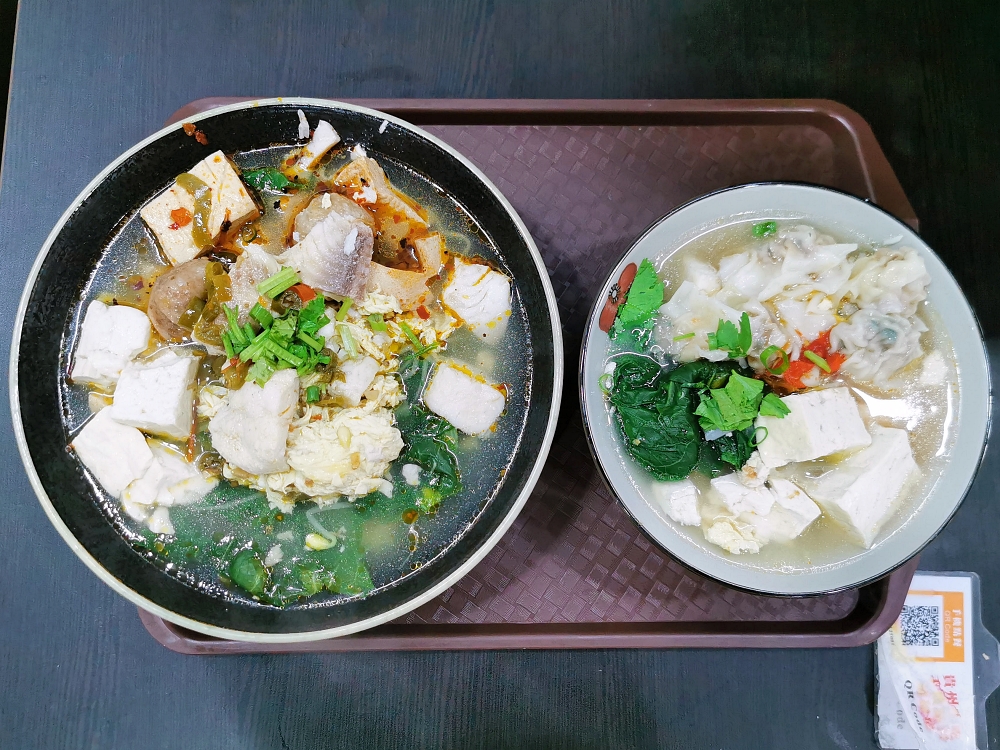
[
  {"left": 694, "top": 371, "right": 765, "bottom": 433},
  {"left": 607, "top": 354, "right": 701, "bottom": 481},
  {"left": 397, "top": 405, "right": 462, "bottom": 505},
  {"left": 759, "top": 392, "right": 791, "bottom": 417},
  {"left": 244, "top": 167, "right": 292, "bottom": 193},
  {"left": 752, "top": 221, "right": 778, "bottom": 238},
  {"left": 228, "top": 548, "right": 268, "bottom": 596},
  {"left": 715, "top": 428, "right": 756, "bottom": 468},
  {"left": 706, "top": 312, "right": 752, "bottom": 359},
  {"left": 611, "top": 259, "right": 665, "bottom": 341}
]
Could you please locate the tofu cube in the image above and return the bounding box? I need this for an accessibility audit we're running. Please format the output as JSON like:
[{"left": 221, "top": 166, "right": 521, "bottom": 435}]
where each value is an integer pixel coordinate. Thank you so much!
[
  {"left": 140, "top": 150, "right": 260, "bottom": 265},
  {"left": 70, "top": 301, "right": 151, "bottom": 387},
  {"left": 704, "top": 518, "right": 760, "bottom": 555},
  {"left": 755, "top": 387, "right": 871, "bottom": 468},
  {"left": 804, "top": 424, "right": 918, "bottom": 547},
  {"left": 442, "top": 258, "right": 512, "bottom": 343},
  {"left": 123, "top": 440, "right": 217, "bottom": 510},
  {"left": 209, "top": 369, "right": 299, "bottom": 475},
  {"left": 710, "top": 474, "right": 776, "bottom": 516},
  {"left": 71, "top": 409, "right": 153, "bottom": 498},
  {"left": 744, "top": 478, "right": 821, "bottom": 543},
  {"left": 110, "top": 349, "right": 199, "bottom": 439},
  {"left": 650, "top": 478, "right": 701, "bottom": 526},
  {"left": 423, "top": 363, "right": 505, "bottom": 435}
]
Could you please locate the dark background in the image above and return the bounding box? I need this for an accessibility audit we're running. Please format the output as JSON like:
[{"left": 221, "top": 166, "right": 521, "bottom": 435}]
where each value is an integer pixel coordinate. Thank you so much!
[{"left": 1, "top": 2, "right": 999, "bottom": 749}]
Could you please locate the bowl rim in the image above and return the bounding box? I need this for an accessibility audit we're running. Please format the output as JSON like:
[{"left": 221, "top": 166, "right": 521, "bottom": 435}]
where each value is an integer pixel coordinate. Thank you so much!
[
  {"left": 579, "top": 180, "right": 991, "bottom": 597},
  {"left": 9, "top": 96, "right": 565, "bottom": 642}
]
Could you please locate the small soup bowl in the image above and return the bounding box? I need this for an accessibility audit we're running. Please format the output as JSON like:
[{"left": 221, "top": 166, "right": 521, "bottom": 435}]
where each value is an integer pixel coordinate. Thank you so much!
[{"left": 580, "top": 182, "right": 990, "bottom": 596}]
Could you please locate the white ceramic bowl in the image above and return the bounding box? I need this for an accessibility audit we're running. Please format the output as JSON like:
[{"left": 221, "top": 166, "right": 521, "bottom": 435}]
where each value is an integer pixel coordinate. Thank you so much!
[{"left": 580, "top": 183, "right": 990, "bottom": 595}]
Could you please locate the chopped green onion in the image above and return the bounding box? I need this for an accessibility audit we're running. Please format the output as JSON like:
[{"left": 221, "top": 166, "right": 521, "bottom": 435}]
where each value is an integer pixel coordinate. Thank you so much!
[
  {"left": 257, "top": 267, "right": 301, "bottom": 299},
  {"left": 242, "top": 322, "right": 255, "bottom": 342},
  {"left": 598, "top": 373, "right": 614, "bottom": 393},
  {"left": 368, "top": 313, "right": 387, "bottom": 332},
  {"left": 398, "top": 320, "right": 422, "bottom": 348},
  {"left": 803, "top": 350, "right": 831, "bottom": 373},
  {"left": 414, "top": 342, "right": 439, "bottom": 358},
  {"left": 305, "top": 385, "right": 321, "bottom": 403},
  {"left": 760, "top": 345, "right": 790, "bottom": 375},
  {"left": 336, "top": 297, "right": 353, "bottom": 321},
  {"left": 238, "top": 331, "right": 270, "bottom": 362},
  {"left": 263, "top": 338, "right": 305, "bottom": 367},
  {"left": 338, "top": 323, "right": 358, "bottom": 359},
  {"left": 297, "top": 331, "right": 324, "bottom": 351},
  {"left": 223, "top": 305, "right": 247, "bottom": 348},
  {"left": 751, "top": 426, "right": 769, "bottom": 446},
  {"left": 672, "top": 332, "right": 695, "bottom": 341},
  {"left": 221, "top": 331, "right": 235, "bottom": 359},
  {"left": 250, "top": 303, "right": 273, "bottom": 329},
  {"left": 752, "top": 221, "right": 778, "bottom": 238}
]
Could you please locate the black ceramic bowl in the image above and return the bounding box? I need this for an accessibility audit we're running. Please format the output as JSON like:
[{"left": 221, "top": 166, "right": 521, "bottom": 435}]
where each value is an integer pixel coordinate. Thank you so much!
[{"left": 10, "top": 98, "right": 563, "bottom": 642}]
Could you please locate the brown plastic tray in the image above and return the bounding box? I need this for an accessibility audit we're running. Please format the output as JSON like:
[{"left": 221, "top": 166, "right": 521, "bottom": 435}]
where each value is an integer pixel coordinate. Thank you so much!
[{"left": 140, "top": 98, "right": 920, "bottom": 653}]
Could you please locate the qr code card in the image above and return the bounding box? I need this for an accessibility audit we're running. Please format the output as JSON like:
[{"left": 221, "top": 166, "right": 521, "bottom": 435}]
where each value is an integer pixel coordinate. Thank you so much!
[{"left": 877, "top": 574, "right": 978, "bottom": 749}]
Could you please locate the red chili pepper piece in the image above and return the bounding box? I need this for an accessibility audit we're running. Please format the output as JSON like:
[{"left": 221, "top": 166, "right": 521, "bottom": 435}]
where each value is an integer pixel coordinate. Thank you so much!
[
  {"left": 291, "top": 284, "right": 316, "bottom": 302},
  {"left": 599, "top": 262, "right": 638, "bottom": 333}
]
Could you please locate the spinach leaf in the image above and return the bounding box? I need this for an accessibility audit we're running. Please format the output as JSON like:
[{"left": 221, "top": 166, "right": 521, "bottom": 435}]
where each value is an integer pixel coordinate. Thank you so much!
[
  {"left": 694, "top": 440, "right": 728, "bottom": 478},
  {"left": 715, "top": 427, "right": 756, "bottom": 469},
  {"left": 228, "top": 548, "right": 268, "bottom": 596},
  {"left": 396, "top": 404, "right": 462, "bottom": 506},
  {"left": 405, "top": 435, "right": 461, "bottom": 497},
  {"left": 666, "top": 359, "right": 751, "bottom": 389},
  {"left": 608, "top": 355, "right": 701, "bottom": 481}
]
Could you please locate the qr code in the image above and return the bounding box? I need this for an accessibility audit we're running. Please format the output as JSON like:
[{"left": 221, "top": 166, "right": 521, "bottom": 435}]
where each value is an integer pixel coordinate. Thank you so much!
[{"left": 900, "top": 604, "right": 941, "bottom": 646}]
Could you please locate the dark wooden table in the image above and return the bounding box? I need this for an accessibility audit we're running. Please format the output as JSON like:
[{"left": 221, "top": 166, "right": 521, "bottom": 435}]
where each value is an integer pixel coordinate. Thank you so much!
[{"left": 1, "top": 2, "right": 998, "bottom": 748}]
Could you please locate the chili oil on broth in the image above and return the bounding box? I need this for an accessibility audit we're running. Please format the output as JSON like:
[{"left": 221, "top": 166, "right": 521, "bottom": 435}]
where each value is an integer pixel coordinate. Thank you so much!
[
  {"left": 60, "top": 144, "right": 533, "bottom": 607},
  {"left": 611, "top": 218, "right": 959, "bottom": 573}
]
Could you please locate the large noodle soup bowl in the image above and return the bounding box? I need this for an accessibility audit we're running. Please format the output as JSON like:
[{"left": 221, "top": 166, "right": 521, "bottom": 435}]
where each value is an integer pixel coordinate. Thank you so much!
[
  {"left": 580, "top": 183, "right": 989, "bottom": 596},
  {"left": 11, "top": 99, "right": 563, "bottom": 641}
]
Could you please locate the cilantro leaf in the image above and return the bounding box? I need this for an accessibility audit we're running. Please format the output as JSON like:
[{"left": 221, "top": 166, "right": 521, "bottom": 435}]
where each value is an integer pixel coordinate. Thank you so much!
[
  {"left": 759, "top": 392, "right": 790, "bottom": 417},
  {"left": 244, "top": 167, "right": 291, "bottom": 193},
  {"left": 694, "top": 372, "right": 764, "bottom": 432},
  {"left": 611, "top": 259, "right": 664, "bottom": 340},
  {"left": 706, "top": 312, "right": 752, "bottom": 359}
]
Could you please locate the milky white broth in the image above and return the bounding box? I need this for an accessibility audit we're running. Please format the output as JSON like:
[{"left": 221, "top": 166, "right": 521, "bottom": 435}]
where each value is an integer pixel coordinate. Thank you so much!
[{"left": 608, "top": 218, "right": 958, "bottom": 573}]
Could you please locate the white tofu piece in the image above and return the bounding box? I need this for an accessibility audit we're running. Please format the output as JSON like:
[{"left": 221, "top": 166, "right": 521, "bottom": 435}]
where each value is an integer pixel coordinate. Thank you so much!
[
  {"left": 330, "top": 356, "right": 380, "bottom": 406},
  {"left": 423, "top": 363, "right": 505, "bottom": 435},
  {"left": 296, "top": 109, "right": 310, "bottom": 140},
  {"left": 296, "top": 120, "right": 341, "bottom": 169},
  {"left": 71, "top": 409, "right": 153, "bottom": 498},
  {"left": 755, "top": 387, "right": 871, "bottom": 468},
  {"left": 139, "top": 150, "right": 260, "bottom": 265},
  {"left": 804, "top": 424, "right": 918, "bottom": 547},
  {"left": 264, "top": 544, "right": 284, "bottom": 567},
  {"left": 743, "top": 478, "right": 821, "bottom": 543},
  {"left": 739, "top": 450, "right": 769, "bottom": 488},
  {"left": 650, "top": 478, "right": 701, "bottom": 526},
  {"left": 122, "top": 440, "right": 217, "bottom": 509},
  {"left": 209, "top": 369, "right": 299, "bottom": 475},
  {"left": 70, "top": 301, "right": 151, "bottom": 387},
  {"left": 704, "top": 519, "right": 760, "bottom": 555},
  {"left": 710, "top": 474, "right": 776, "bottom": 516},
  {"left": 110, "top": 349, "right": 199, "bottom": 439},
  {"left": 442, "top": 258, "right": 512, "bottom": 343}
]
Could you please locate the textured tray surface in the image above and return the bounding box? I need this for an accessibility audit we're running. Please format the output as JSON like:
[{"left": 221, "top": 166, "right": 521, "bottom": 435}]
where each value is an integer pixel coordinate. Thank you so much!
[
  {"left": 402, "top": 123, "right": 849, "bottom": 626},
  {"left": 143, "top": 100, "right": 918, "bottom": 649}
]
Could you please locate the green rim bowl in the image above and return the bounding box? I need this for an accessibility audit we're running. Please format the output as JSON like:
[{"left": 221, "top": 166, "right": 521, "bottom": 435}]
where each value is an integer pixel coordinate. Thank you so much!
[{"left": 580, "top": 182, "right": 990, "bottom": 596}]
